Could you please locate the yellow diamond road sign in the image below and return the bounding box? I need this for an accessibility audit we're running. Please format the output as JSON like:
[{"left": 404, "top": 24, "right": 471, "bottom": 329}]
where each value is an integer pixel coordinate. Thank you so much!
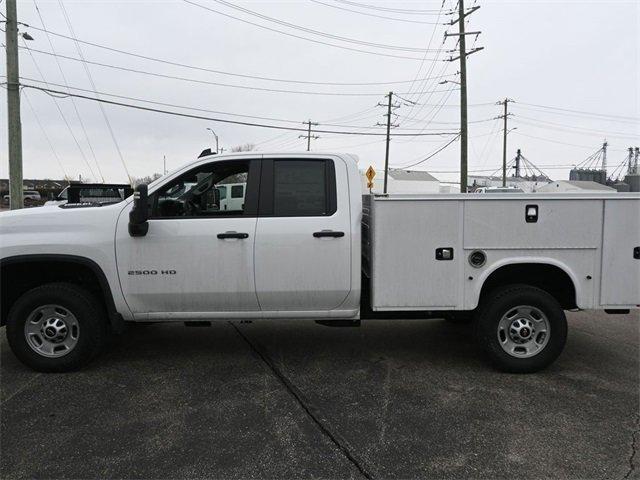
[{"left": 365, "top": 166, "right": 376, "bottom": 182}]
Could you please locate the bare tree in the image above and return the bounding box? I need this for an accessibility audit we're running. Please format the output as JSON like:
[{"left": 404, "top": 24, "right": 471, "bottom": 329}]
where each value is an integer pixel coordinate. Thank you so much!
[
  {"left": 231, "top": 143, "right": 256, "bottom": 153},
  {"left": 132, "top": 173, "right": 162, "bottom": 186}
]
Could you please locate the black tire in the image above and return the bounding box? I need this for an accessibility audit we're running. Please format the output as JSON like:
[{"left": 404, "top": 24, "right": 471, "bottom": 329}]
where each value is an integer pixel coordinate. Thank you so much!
[
  {"left": 6, "top": 282, "right": 108, "bottom": 372},
  {"left": 475, "top": 284, "right": 567, "bottom": 373}
]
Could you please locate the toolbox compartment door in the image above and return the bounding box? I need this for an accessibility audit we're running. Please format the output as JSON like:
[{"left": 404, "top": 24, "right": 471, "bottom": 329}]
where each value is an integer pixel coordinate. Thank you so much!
[
  {"left": 600, "top": 199, "right": 640, "bottom": 306},
  {"left": 370, "top": 199, "right": 461, "bottom": 310}
]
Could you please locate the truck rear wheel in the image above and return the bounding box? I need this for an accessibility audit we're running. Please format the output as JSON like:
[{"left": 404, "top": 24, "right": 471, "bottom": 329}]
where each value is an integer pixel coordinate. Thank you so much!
[
  {"left": 476, "top": 285, "right": 567, "bottom": 373},
  {"left": 6, "top": 283, "right": 108, "bottom": 372}
]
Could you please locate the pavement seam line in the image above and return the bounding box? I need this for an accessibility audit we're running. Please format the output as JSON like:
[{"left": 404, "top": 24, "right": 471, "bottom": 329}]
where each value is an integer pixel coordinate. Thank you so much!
[
  {"left": 229, "top": 321, "right": 374, "bottom": 480},
  {"left": 0, "top": 373, "right": 43, "bottom": 406},
  {"left": 624, "top": 413, "right": 640, "bottom": 479}
]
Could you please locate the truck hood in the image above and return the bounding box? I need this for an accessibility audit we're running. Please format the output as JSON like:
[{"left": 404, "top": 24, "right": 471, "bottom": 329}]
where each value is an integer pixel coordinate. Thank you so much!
[
  {"left": 0, "top": 203, "right": 127, "bottom": 260},
  {"left": 1, "top": 203, "right": 120, "bottom": 230}
]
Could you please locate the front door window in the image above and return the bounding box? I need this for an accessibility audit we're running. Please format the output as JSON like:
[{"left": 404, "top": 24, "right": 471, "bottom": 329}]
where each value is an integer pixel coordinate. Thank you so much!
[{"left": 152, "top": 161, "right": 250, "bottom": 218}]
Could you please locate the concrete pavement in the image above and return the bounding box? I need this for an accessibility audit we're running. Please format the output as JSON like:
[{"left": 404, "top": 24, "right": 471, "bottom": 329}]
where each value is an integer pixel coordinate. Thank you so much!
[{"left": 1, "top": 311, "right": 638, "bottom": 479}]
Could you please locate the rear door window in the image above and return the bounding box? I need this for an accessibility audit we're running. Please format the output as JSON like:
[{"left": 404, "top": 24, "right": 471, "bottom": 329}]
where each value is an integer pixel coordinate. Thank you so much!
[{"left": 259, "top": 159, "right": 336, "bottom": 217}]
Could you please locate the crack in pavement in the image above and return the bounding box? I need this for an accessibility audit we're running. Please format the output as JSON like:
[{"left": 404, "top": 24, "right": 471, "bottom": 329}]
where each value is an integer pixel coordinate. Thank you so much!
[
  {"left": 229, "top": 321, "right": 374, "bottom": 480},
  {"left": 624, "top": 413, "right": 640, "bottom": 479},
  {"left": 1, "top": 373, "right": 43, "bottom": 406}
]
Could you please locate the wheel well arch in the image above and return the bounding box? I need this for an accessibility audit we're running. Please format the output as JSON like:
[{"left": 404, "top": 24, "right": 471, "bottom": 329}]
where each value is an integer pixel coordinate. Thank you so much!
[
  {"left": 0, "top": 255, "right": 119, "bottom": 328},
  {"left": 478, "top": 262, "right": 577, "bottom": 310}
]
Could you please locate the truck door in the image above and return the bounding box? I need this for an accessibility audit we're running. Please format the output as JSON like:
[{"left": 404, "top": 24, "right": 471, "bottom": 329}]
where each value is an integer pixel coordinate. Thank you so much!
[
  {"left": 254, "top": 157, "right": 352, "bottom": 311},
  {"left": 115, "top": 158, "right": 261, "bottom": 316}
]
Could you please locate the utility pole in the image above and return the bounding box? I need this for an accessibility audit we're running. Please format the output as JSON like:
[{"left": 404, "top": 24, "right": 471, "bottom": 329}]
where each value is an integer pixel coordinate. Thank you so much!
[
  {"left": 163, "top": 155, "right": 167, "bottom": 175},
  {"left": 375, "top": 91, "right": 401, "bottom": 194},
  {"left": 299, "top": 120, "right": 319, "bottom": 151},
  {"left": 446, "top": 1, "right": 482, "bottom": 193},
  {"left": 5, "top": 0, "right": 24, "bottom": 209},
  {"left": 383, "top": 91, "right": 393, "bottom": 193},
  {"left": 602, "top": 140, "right": 608, "bottom": 174},
  {"left": 496, "top": 98, "right": 514, "bottom": 186}
]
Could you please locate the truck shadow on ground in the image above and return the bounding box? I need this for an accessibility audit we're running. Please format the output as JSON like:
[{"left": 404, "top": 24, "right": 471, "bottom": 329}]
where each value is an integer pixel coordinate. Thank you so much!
[
  {"left": 1, "top": 317, "right": 606, "bottom": 376},
  {"left": 94, "top": 319, "right": 483, "bottom": 372}
]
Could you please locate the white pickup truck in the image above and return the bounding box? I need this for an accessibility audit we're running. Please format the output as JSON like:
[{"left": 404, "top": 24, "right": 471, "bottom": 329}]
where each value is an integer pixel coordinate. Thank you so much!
[{"left": 1, "top": 152, "right": 638, "bottom": 373}]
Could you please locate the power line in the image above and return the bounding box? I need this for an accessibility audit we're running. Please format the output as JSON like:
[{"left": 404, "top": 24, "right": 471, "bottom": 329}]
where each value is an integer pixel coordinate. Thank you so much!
[
  {"left": 399, "top": 3, "right": 457, "bottom": 127},
  {"left": 513, "top": 118, "right": 638, "bottom": 140},
  {"left": 398, "top": 81, "right": 459, "bottom": 140},
  {"left": 21, "top": 90, "right": 68, "bottom": 178},
  {"left": 309, "top": 0, "right": 446, "bottom": 24},
  {"left": 21, "top": 25, "right": 456, "bottom": 86},
  {"left": 517, "top": 101, "right": 639, "bottom": 122},
  {"left": 316, "top": 137, "right": 384, "bottom": 150},
  {"left": 513, "top": 114, "right": 638, "bottom": 138},
  {"left": 19, "top": 40, "right": 98, "bottom": 180},
  {"left": 399, "top": 116, "right": 494, "bottom": 125},
  {"left": 511, "top": 103, "right": 639, "bottom": 125},
  {"left": 58, "top": 0, "right": 130, "bottom": 183},
  {"left": 319, "top": 105, "right": 379, "bottom": 123},
  {"left": 22, "top": 83, "right": 460, "bottom": 137},
  {"left": 208, "top": 0, "right": 446, "bottom": 53},
  {"left": 403, "top": 0, "right": 449, "bottom": 108},
  {"left": 401, "top": 61, "right": 451, "bottom": 125},
  {"left": 181, "top": 0, "right": 442, "bottom": 61},
  {"left": 32, "top": 0, "right": 101, "bottom": 181},
  {"left": 321, "top": 122, "right": 454, "bottom": 131},
  {"left": 333, "top": 0, "right": 453, "bottom": 15},
  {"left": 426, "top": 164, "right": 581, "bottom": 174},
  {"left": 15, "top": 75, "right": 307, "bottom": 124},
  {"left": 18, "top": 76, "right": 459, "bottom": 131},
  {"left": 397, "top": 133, "right": 461, "bottom": 168},
  {"left": 19, "top": 46, "right": 455, "bottom": 97},
  {"left": 475, "top": 117, "right": 501, "bottom": 167},
  {"left": 253, "top": 131, "right": 293, "bottom": 148},
  {"left": 263, "top": 134, "right": 306, "bottom": 150},
  {"left": 511, "top": 131, "right": 629, "bottom": 152}
]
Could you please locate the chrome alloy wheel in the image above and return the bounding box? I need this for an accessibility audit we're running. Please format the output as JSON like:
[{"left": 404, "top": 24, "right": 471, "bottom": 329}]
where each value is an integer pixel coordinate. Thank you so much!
[
  {"left": 497, "top": 305, "right": 550, "bottom": 358},
  {"left": 24, "top": 305, "right": 80, "bottom": 358}
]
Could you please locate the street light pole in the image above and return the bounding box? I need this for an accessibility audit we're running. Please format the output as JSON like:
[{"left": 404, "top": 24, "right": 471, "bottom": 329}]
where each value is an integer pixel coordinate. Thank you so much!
[{"left": 206, "top": 128, "right": 219, "bottom": 154}]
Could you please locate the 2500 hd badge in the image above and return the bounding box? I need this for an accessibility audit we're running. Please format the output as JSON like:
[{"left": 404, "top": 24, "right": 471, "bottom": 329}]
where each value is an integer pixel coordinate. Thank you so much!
[{"left": 128, "top": 270, "right": 177, "bottom": 275}]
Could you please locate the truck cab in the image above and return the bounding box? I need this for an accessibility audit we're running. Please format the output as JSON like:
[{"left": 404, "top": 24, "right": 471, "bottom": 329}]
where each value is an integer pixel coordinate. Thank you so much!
[{"left": 118, "top": 153, "right": 361, "bottom": 318}]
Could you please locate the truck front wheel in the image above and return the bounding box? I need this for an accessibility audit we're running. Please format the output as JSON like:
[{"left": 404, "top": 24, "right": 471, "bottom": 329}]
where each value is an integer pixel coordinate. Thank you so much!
[
  {"left": 476, "top": 285, "right": 567, "bottom": 373},
  {"left": 6, "top": 283, "right": 108, "bottom": 372}
]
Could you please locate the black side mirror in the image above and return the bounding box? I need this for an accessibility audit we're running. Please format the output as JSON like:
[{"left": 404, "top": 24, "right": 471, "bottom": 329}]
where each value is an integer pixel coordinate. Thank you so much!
[{"left": 128, "top": 184, "right": 149, "bottom": 237}]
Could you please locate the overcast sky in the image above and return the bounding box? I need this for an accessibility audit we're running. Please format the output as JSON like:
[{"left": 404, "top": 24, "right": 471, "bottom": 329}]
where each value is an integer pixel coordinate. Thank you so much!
[{"left": 1, "top": 0, "right": 638, "bottom": 185}]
